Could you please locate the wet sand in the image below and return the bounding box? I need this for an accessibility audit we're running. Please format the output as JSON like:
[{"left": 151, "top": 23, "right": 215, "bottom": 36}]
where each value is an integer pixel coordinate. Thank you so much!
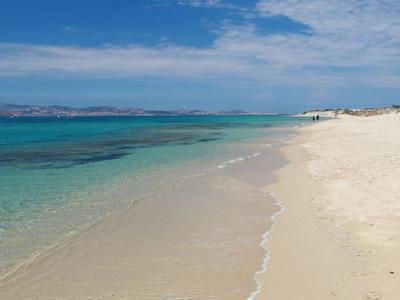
[{"left": 0, "top": 144, "right": 285, "bottom": 299}]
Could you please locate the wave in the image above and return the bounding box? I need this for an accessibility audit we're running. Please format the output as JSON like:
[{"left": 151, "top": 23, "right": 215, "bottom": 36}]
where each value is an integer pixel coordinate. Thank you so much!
[
  {"left": 245, "top": 191, "right": 284, "bottom": 300},
  {"left": 216, "top": 142, "right": 274, "bottom": 169}
]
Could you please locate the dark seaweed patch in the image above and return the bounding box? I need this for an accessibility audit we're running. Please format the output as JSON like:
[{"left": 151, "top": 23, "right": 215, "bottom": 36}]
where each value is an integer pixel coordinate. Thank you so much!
[
  {"left": 0, "top": 128, "right": 225, "bottom": 169},
  {"left": 71, "top": 152, "right": 128, "bottom": 165},
  {"left": 197, "top": 137, "right": 222, "bottom": 143},
  {"left": 0, "top": 118, "right": 271, "bottom": 170}
]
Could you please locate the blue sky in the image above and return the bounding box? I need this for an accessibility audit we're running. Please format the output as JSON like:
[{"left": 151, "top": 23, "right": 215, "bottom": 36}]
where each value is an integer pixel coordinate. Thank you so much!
[{"left": 1, "top": 0, "right": 400, "bottom": 112}]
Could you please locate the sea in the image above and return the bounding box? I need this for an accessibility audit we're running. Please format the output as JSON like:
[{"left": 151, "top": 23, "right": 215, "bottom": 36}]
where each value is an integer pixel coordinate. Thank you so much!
[{"left": 0, "top": 115, "right": 308, "bottom": 285}]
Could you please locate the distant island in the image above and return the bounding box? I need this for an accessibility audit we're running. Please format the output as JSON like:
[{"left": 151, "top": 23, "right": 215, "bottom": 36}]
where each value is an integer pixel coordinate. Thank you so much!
[{"left": 0, "top": 103, "right": 272, "bottom": 117}]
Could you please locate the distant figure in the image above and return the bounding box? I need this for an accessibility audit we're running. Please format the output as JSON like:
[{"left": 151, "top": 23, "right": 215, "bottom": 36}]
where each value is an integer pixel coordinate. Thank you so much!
[
  {"left": 312, "top": 115, "right": 315, "bottom": 122},
  {"left": 335, "top": 110, "right": 338, "bottom": 118},
  {"left": 316, "top": 115, "right": 320, "bottom": 121}
]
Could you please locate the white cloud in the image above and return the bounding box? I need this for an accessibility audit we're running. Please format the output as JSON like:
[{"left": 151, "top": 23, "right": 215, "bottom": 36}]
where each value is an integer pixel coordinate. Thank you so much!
[
  {"left": 0, "top": 43, "right": 252, "bottom": 78},
  {"left": 1, "top": 0, "right": 400, "bottom": 87},
  {"left": 62, "top": 26, "right": 83, "bottom": 35},
  {"left": 177, "top": 0, "right": 222, "bottom": 7},
  {"left": 151, "top": 0, "right": 230, "bottom": 9},
  {"left": 256, "top": 0, "right": 400, "bottom": 66}
]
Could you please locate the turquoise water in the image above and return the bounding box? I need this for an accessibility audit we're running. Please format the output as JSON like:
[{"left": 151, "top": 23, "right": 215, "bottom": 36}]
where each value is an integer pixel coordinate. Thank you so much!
[{"left": 0, "top": 115, "right": 307, "bottom": 277}]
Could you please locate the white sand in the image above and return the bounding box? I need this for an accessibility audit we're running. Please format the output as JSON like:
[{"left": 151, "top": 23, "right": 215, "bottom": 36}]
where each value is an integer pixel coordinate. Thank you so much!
[{"left": 257, "top": 113, "right": 400, "bottom": 299}]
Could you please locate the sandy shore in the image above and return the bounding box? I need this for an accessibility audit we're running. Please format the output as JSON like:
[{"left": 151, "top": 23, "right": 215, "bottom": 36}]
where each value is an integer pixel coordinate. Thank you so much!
[
  {"left": 2, "top": 114, "right": 400, "bottom": 299},
  {"left": 0, "top": 139, "right": 285, "bottom": 299},
  {"left": 257, "top": 113, "right": 400, "bottom": 300}
]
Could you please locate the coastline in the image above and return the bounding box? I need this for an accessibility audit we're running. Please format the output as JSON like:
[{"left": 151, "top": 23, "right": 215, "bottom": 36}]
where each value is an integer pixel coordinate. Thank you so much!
[
  {"left": 246, "top": 191, "right": 284, "bottom": 300},
  {"left": 0, "top": 115, "right": 307, "bottom": 285},
  {"left": 257, "top": 114, "right": 400, "bottom": 299},
  {"left": 7, "top": 113, "right": 400, "bottom": 299},
  {"left": 0, "top": 130, "right": 291, "bottom": 299}
]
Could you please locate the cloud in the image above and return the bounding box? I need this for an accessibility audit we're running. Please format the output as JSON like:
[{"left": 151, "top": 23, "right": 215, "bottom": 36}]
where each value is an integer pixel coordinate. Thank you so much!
[
  {"left": 178, "top": 0, "right": 222, "bottom": 7},
  {"left": 1, "top": 0, "right": 400, "bottom": 87},
  {"left": 256, "top": 0, "right": 400, "bottom": 66},
  {"left": 0, "top": 43, "right": 251, "bottom": 78},
  {"left": 148, "top": 0, "right": 229, "bottom": 9},
  {"left": 62, "top": 26, "right": 81, "bottom": 34}
]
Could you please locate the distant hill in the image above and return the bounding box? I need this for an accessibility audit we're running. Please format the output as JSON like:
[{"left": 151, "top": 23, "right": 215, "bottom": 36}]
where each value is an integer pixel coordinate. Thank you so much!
[{"left": 0, "top": 103, "right": 269, "bottom": 117}]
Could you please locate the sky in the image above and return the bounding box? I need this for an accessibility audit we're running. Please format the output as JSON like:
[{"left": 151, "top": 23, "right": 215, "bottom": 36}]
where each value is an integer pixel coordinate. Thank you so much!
[{"left": 1, "top": 0, "right": 400, "bottom": 113}]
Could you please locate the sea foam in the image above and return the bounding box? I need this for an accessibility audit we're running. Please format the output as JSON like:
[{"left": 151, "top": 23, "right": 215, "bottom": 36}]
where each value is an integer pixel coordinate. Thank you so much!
[
  {"left": 216, "top": 152, "right": 262, "bottom": 169},
  {"left": 245, "top": 191, "right": 284, "bottom": 300}
]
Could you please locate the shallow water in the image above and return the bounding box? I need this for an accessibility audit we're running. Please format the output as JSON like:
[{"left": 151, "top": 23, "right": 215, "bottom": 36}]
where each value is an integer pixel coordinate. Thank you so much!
[{"left": 0, "top": 115, "right": 307, "bottom": 279}]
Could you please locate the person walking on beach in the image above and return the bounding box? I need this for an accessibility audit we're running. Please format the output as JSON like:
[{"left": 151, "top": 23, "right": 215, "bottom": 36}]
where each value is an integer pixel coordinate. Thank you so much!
[
  {"left": 312, "top": 115, "right": 315, "bottom": 122},
  {"left": 316, "top": 115, "right": 320, "bottom": 121}
]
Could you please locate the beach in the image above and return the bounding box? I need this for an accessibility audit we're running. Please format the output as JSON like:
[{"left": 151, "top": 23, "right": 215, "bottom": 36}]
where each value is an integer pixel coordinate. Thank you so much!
[
  {"left": 1, "top": 113, "right": 400, "bottom": 299},
  {"left": 257, "top": 113, "right": 400, "bottom": 299},
  {"left": 0, "top": 142, "right": 284, "bottom": 300},
  {"left": 0, "top": 115, "right": 301, "bottom": 299},
  {"left": 2, "top": 0, "right": 400, "bottom": 298}
]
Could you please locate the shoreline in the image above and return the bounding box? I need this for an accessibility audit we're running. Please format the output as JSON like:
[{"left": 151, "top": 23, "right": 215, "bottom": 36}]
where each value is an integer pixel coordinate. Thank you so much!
[
  {"left": 256, "top": 114, "right": 400, "bottom": 299},
  {"left": 0, "top": 131, "right": 291, "bottom": 299},
  {"left": 246, "top": 191, "right": 284, "bottom": 300},
  {"left": 0, "top": 147, "right": 276, "bottom": 285}
]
